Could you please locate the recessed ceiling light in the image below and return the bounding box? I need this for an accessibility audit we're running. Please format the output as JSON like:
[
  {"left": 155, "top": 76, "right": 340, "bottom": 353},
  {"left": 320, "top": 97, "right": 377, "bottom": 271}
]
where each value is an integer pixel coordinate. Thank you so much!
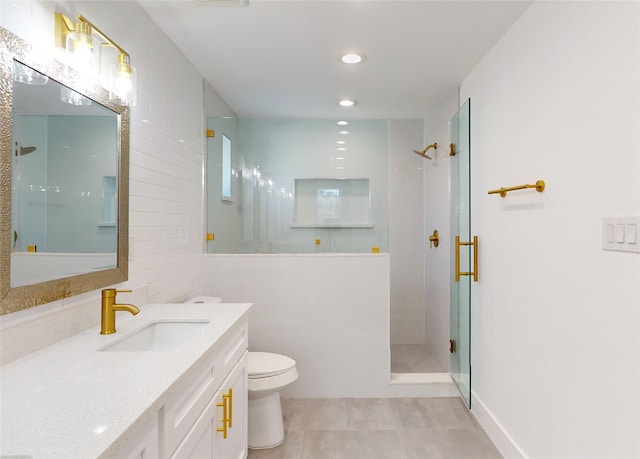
[
  {"left": 336, "top": 140, "right": 346, "bottom": 145},
  {"left": 337, "top": 148, "right": 347, "bottom": 151},
  {"left": 339, "top": 99, "right": 357, "bottom": 107},
  {"left": 337, "top": 120, "right": 349, "bottom": 126},
  {"left": 336, "top": 156, "right": 346, "bottom": 160},
  {"left": 339, "top": 130, "right": 349, "bottom": 135},
  {"left": 335, "top": 166, "right": 345, "bottom": 170},
  {"left": 341, "top": 53, "right": 364, "bottom": 64}
]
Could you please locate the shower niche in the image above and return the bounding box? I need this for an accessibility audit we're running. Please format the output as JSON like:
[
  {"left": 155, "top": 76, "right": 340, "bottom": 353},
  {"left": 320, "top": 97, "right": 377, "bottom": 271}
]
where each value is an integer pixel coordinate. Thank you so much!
[{"left": 292, "top": 178, "right": 372, "bottom": 228}]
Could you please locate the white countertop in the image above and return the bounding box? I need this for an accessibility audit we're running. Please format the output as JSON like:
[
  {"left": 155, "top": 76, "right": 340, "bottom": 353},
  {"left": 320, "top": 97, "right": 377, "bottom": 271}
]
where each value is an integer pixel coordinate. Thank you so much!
[{"left": 0, "top": 302, "right": 252, "bottom": 458}]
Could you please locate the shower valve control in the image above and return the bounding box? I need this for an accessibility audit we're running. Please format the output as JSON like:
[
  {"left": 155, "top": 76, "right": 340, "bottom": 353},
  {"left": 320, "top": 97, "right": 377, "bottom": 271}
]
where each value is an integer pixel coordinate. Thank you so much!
[{"left": 429, "top": 230, "right": 440, "bottom": 249}]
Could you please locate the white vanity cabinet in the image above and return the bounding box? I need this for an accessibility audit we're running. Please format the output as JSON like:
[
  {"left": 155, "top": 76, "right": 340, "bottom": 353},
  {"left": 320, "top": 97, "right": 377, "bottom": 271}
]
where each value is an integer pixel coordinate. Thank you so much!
[
  {"left": 170, "top": 353, "right": 248, "bottom": 459},
  {"left": 0, "top": 303, "right": 252, "bottom": 459},
  {"left": 163, "top": 319, "right": 248, "bottom": 459},
  {"left": 117, "top": 415, "right": 160, "bottom": 459}
]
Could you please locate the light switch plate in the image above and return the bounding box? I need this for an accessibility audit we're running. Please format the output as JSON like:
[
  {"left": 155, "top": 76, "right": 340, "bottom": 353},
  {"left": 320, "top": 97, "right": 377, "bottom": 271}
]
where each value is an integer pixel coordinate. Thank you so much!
[{"left": 603, "top": 217, "right": 640, "bottom": 253}]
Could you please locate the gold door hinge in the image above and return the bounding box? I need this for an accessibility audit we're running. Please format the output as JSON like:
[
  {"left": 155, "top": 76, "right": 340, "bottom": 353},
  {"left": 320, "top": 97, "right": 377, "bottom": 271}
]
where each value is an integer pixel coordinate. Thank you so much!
[
  {"left": 206, "top": 232, "right": 215, "bottom": 241},
  {"left": 206, "top": 129, "right": 215, "bottom": 138}
]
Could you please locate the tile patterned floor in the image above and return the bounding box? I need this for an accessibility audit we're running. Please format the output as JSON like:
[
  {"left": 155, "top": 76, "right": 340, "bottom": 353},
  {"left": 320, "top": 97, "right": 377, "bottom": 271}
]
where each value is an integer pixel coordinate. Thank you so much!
[
  {"left": 247, "top": 397, "right": 503, "bottom": 459},
  {"left": 390, "top": 344, "right": 446, "bottom": 373}
]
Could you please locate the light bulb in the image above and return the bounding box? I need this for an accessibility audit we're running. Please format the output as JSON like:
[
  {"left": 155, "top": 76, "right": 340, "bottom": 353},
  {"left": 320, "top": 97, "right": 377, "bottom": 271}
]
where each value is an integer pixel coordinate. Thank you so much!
[
  {"left": 73, "top": 42, "right": 93, "bottom": 68},
  {"left": 65, "top": 22, "right": 99, "bottom": 80},
  {"left": 341, "top": 53, "right": 363, "bottom": 64},
  {"left": 109, "top": 54, "right": 137, "bottom": 106},
  {"left": 114, "top": 74, "right": 133, "bottom": 98}
]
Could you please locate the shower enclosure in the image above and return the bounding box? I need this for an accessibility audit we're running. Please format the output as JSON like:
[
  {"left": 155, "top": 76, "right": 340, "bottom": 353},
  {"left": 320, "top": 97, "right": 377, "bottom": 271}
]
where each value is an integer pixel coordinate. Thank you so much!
[{"left": 450, "top": 98, "right": 473, "bottom": 407}]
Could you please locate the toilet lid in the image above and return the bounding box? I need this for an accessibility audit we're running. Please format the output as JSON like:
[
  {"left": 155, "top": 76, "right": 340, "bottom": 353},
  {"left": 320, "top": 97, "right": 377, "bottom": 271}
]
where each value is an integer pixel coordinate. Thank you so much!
[{"left": 248, "top": 352, "right": 296, "bottom": 379}]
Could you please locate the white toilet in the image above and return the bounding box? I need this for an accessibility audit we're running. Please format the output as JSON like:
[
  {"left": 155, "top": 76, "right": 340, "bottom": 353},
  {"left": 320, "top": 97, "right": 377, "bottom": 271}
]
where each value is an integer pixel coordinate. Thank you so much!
[
  {"left": 184, "top": 296, "right": 222, "bottom": 303},
  {"left": 248, "top": 351, "right": 298, "bottom": 449},
  {"left": 181, "top": 298, "right": 298, "bottom": 448}
]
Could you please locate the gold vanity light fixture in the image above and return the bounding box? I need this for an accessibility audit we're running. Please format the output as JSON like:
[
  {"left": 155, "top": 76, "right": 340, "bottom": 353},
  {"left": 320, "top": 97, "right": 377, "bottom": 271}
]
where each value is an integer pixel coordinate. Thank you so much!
[
  {"left": 55, "top": 14, "right": 100, "bottom": 84},
  {"left": 413, "top": 143, "right": 438, "bottom": 160},
  {"left": 55, "top": 12, "right": 137, "bottom": 106}
]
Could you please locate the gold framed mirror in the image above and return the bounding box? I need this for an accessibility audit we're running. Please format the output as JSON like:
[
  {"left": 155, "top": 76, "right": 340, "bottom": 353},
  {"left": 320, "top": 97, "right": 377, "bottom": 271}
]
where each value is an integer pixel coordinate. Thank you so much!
[{"left": 0, "top": 27, "right": 129, "bottom": 315}]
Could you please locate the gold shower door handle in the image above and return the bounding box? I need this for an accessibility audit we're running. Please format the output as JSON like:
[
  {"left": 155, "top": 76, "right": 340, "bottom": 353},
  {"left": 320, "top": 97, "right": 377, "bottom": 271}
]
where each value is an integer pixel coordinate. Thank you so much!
[{"left": 455, "top": 235, "right": 479, "bottom": 282}]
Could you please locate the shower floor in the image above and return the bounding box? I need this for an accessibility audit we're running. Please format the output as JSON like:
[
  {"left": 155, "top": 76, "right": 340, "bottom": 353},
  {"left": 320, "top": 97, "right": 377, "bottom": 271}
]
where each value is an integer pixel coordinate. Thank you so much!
[{"left": 390, "top": 344, "right": 445, "bottom": 373}]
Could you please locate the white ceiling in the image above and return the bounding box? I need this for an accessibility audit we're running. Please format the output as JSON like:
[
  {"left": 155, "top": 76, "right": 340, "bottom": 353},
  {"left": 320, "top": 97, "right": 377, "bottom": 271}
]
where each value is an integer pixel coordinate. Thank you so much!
[{"left": 140, "top": 0, "right": 532, "bottom": 119}]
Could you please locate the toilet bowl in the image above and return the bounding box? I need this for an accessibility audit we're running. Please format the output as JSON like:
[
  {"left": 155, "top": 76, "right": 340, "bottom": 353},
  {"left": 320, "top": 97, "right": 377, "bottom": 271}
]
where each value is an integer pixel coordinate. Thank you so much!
[{"left": 248, "top": 352, "right": 298, "bottom": 449}]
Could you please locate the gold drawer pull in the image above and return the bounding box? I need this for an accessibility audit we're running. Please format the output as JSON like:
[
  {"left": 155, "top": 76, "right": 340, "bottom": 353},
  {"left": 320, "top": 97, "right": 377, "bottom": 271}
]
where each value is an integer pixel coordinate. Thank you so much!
[
  {"left": 216, "top": 393, "right": 229, "bottom": 439},
  {"left": 227, "top": 388, "right": 233, "bottom": 428}
]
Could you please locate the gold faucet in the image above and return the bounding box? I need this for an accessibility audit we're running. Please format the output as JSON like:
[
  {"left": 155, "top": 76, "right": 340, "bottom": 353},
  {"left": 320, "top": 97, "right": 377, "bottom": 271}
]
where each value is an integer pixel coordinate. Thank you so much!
[{"left": 100, "top": 289, "right": 139, "bottom": 335}]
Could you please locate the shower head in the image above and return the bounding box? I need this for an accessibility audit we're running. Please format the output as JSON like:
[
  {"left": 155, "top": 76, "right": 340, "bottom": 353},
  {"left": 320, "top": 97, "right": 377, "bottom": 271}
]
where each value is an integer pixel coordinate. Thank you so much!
[
  {"left": 412, "top": 149, "right": 432, "bottom": 160},
  {"left": 19, "top": 146, "right": 37, "bottom": 156},
  {"left": 412, "top": 143, "right": 437, "bottom": 160}
]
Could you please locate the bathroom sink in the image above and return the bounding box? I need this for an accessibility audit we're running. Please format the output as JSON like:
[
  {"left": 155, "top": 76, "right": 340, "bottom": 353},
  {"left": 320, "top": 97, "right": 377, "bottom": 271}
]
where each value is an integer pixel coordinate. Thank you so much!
[{"left": 100, "top": 320, "right": 210, "bottom": 352}]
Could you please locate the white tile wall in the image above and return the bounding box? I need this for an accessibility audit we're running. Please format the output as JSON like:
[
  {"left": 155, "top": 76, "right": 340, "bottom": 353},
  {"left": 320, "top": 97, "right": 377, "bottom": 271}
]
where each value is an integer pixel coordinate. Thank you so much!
[
  {"left": 423, "top": 93, "right": 458, "bottom": 372},
  {"left": 204, "top": 254, "right": 457, "bottom": 398},
  {"left": 0, "top": 0, "right": 212, "bottom": 361},
  {"left": 388, "top": 120, "right": 426, "bottom": 345}
]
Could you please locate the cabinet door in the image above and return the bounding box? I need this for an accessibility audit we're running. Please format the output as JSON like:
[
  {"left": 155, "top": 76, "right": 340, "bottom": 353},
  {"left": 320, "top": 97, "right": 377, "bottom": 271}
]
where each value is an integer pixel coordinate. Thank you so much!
[
  {"left": 173, "top": 351, "right": 247, "bottom": 459},
  {"left": 163, "top": 321, "right": 248, "bottom": 457},
  {"left": 170, "top": 390, "right": 222, "bottom": 459},
  {"left": 214, "top": 352, "right": 248, "bottom": 459}
]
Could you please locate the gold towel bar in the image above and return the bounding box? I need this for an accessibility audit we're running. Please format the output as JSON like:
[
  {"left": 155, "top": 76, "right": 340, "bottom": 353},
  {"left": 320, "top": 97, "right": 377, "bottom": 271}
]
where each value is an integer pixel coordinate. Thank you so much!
[{"left": 488, "top": 180, "right": 545, "bottom": 197}]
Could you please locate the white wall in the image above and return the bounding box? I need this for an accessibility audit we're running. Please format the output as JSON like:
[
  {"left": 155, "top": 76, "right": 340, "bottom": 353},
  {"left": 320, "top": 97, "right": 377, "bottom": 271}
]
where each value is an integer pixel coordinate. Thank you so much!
[
  {"left": 388, "top": 120, "right": 426, "bottom": 345},
  {"left": 0, "top": 0, "right": 216, "bottom": 362},
  {"left": 457, "top": 2, "right": 639, "bottom": 457}
]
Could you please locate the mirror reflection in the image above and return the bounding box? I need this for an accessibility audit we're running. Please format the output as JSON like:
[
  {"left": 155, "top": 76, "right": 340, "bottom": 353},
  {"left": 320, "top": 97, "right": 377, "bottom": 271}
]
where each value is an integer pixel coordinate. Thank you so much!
[
  {"left": 1, "top": 26, "right": 129, "bottom": 315},
  {"left": 11, "top": 61, "right": 118, "bottom": 287}
]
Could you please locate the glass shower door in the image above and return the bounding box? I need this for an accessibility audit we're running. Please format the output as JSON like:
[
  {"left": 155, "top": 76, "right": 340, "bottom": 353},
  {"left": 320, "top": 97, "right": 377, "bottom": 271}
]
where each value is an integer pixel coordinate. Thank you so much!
[{"left": 450, "top": 98, "right": 473, "bottom": 408}]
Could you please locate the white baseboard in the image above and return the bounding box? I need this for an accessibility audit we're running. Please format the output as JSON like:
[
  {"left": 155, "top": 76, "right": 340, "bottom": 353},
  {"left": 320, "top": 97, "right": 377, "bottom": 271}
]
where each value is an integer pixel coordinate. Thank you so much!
[
  {"left": 390, "top": 372, "right": 453, "bottom": 384},
  {"left": 471, "top": 391, "right": 527, "bottom": 459}
]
